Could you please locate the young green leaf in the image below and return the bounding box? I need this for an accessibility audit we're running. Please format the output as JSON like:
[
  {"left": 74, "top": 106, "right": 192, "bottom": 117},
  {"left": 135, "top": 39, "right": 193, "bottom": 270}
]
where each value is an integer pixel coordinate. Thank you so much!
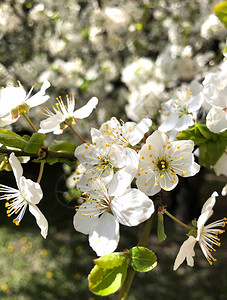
[
  {"left": 88, "top": 262, "right": 128, "bottom": 296},
  {"left": 130, "top": 246, "right": 157, "bottom": 272},
  {"left": 157, "top": 214, "right": 167, "bottom": 242},
  {"left": 23, "top": 133, "right": 46, "bottom": 154},
  {"left": 94, "top": 252, "right": 129, "bottom": 269},
  {"left": 0, "top": 129, "right": 28, "bottom": 150},
  {"left": 48, "top": 140, "right": 76, "bottom": 153}
]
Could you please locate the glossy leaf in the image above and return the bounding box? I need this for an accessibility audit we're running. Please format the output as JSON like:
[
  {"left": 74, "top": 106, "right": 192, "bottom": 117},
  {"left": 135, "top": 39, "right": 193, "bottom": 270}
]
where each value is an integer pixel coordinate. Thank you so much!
[
  {"left": 23, "top": 133, "right": 46, "bottom": 154},
  {"left": 88, "top": 262, "right": 127, "bottom": 296},
  {"left": 130, "top": 246, "right": 157, "bottom": 272},
  {"left": 94, "top": 252, "right": 129, "bottom": 269}
]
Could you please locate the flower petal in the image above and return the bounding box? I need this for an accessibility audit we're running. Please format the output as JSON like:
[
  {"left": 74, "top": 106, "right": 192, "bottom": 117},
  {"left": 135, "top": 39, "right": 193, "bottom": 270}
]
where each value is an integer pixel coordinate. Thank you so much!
[
  {"left": 73, "top": 97, "right": 98, "bottom": 119},
  {"left": 89, "top": 213, "right": 119, "bottom": 256},
  {"left": 26, "top": 80, "right": 50, "bottom": 108},
  {"left": 111, "top": 189, "right": 154, "bottom": 226},
  {"left": 173, "top": 236, "right": 196, "bottom": 270},
  {"left": 20, "top": 177, "right": 43, "bottom": 205},
  {"left": 73, "top": 202, "right": 100, "bottom": 235},
  {"left": 129, "top": 118, "right": 152, "bottom": 146},
  {"left": 9, "top": 153, "right": 23, "bottom": 188},
  {"left": 29, "top": 204, "right": 48, "bottom": 238}
]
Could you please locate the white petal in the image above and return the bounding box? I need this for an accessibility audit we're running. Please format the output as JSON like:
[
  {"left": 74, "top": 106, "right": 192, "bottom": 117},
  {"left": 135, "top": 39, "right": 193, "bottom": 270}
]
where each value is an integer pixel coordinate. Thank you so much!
[
  {"left": 136, "top": 171, "right": 161, "bottom": 196},
  {"left": 158, "top": 117, "right": 178, "bottom": 133},
  {"left": 206, "top": 107, "right": 227, "bottom": 133},
  {"left": 175, "top": 114, "right": 194, "bottom": 131},
  {"left": 0, "top": 86, "right": 26, "bottom": 116},
  {"left": 73, "top": 202, "right": 100, "bottom": 235},
  {"left": 20, "top": 177, "right": 43, "bottom": 204},
  {"left": 146, "top": 130, "right": 169, "bottom": 149},
  {"left": 129, "top": 118, "right": 152, "bottom": 146},
  {"left": 89, "top": 213, "right": 119, "bottom": 256},
  {"left": 26, "top": 80, "right": 50, "bottom": 108},
  {"left": 111, "top": 189, "right": 154, "bottom": 226},
  {"left": 213, "top": 151, "right": 227, "bottom": 177},
  {"left": 173, "top": 236, "right": 196, "bottom": 270},
  {"left": 73, "top": 97, "right": 98, "bottom": 119},
  {"left": 159, "top": 172, "right": 179, "bottom": 191},
  {"left": 221, "top": 183, "right": 227, "bottom": 196},
  {"left": 39, "top": 112, "right": 65, "bottom": 134},
  {"left": 9, "top": 153, "right": 23, "bottom": 188},
  {"left": 29, "top": 204, "right": 48, "bottom": 238}
]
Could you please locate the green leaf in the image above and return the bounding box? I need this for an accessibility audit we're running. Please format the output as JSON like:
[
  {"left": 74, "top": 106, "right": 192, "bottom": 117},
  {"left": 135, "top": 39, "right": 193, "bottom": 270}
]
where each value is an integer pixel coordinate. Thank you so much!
[
  {"left": 0, "top": 129, "right": 28, "bottom": 150},
  {"left": 48, "top": 140, "right": 76, "bottom": 153},
  {"left": 88, "top": 262, "right": 127, "bottom": 296},
  {"left": 214, "top": 1, "right": 227, "bottom": 27},
  {"left": 23, "top": 133, "right": 46, "bottom": 154},
  {"left": 157, "top": 214, "right": 167, "bottom": 242},
  {"left": 94, "top": 252, "right": 129, "bottom": 269},
  {"left": 130, "top": 246, "right": 157, "bottom": 272}
]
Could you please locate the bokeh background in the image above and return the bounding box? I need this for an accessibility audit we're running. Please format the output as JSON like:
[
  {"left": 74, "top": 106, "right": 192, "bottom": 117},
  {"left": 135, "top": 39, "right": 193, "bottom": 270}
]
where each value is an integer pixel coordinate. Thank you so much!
[{"left": 0, "top": 0, "right": 226, "bottom": 299}]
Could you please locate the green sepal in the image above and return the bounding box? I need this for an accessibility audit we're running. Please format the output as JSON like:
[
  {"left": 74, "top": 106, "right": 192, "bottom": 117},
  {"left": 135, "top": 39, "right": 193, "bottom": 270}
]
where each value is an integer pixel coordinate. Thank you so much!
[
  {"left": 18, "top": 103, "right": 30, "bottom": 113},
  {"left": 157, "top": 213, "right": 167, "bottom": 242},
  {"left": 129, "top": 246, "right": 157, "bottom": 272},
  {"left": 187, "top": 228, "right": 197, "bottom": 239},
  {"left": 94, "top": 252, "right": 129, "bottom": 269},
  {"left": 0, "top": 129, "right": 28, "bottom": 150},
  {"left": 88, "top": 262, "right": 128, "bottom": 296},
  {"left": 214, "top": 1, "right": 227, "bottom": 27},
  {"left": 191, "top": 220, "right": 197, "bottom": 227},
  {"left": 11, "top": 107, "right": 19, "bottom": 119},
  {"left": 48, "top": 140, "right": 76, "bottom": 153},
  {"left": 23, "top": 133, "right": 46, "bottom": 154}
]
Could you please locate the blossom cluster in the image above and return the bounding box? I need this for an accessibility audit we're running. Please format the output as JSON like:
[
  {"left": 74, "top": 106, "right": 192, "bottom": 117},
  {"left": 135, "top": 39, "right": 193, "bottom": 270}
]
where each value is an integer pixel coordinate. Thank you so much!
[{"left": 0, "top": 2, "right": 226, "bottom": 288}]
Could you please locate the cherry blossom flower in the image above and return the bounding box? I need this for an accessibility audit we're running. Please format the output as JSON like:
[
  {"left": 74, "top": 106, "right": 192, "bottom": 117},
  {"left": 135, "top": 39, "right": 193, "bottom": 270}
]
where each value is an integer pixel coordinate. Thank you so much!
[
  {"left": 39, "top": 95, "right": 98, "bottom": 134},
  {"left": 73, "top": 179, "right": 154, "bottom": 256},
  {"left": 99, "top": 117, "right": 152, "bottom": 147},
  {"left": 0, "top": 80, "right": 50, "bottom": 127},
  {"left": 74, "top": 128, "right": 138, "bottom": 194},
  {"left": 158, "top": 83, "right": 203, "bottom": 133},
  {"left": 0, "top": 153, "right": 48, "bottom": 238},
  {"left": 174, "top": 192, "right": 227, "bottom": 270},
  {"left": 136, "top": 130, "right": 200, "bottom": 196}
]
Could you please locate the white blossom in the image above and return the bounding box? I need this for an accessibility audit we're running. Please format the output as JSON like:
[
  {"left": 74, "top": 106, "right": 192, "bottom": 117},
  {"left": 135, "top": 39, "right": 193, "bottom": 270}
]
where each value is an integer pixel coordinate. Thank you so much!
[
  {"left": 0, "top": 80, "right": 50, "bottom": 127},
  {"left": 159, "top": 83, "right": 203, "bottom": 133},
  {"left": 73, "top": 179, "right": 154, "bottom": 256},
  {"left": 74, "top": 128, "right": 137, "bottom": 195},
  {"left": 174, "top": 192, "right": 227, "bottom": 270},
  {"left": 39, "top": 95, "right": 98, "bottom": 134},
  {"left": 136, "top": 130, "right": 200, "bottom": 195},
  {"left": 0, "top": 153, "right": 48, "bottom": 238}
]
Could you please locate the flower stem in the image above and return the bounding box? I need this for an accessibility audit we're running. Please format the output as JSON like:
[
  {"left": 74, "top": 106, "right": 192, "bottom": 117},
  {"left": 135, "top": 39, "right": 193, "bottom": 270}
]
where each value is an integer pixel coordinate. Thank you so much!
[
  {"left": 37, "top": 161, "right": 45, "bottom": 184},
  {"left": 21, "top": 111, "right": 38, "bottom": 132},
  {"left": 68, "top": 124, "right": 86, "bottom": 143},
  {"left": 118, "top": 212, "right": 156, "bottom": 300},
  {"left": 164, "top": 210, "right": 194, "bottom": 230}
]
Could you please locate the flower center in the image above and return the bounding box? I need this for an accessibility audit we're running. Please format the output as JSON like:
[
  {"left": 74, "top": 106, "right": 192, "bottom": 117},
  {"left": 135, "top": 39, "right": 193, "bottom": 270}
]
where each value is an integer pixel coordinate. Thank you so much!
[{"left": 157, "top": 159, "right": 168, "bottom": 171}]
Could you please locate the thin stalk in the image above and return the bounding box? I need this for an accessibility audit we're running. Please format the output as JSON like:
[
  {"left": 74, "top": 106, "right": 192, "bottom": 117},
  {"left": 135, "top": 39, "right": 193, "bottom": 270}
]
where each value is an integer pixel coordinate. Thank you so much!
[
  {"left": 68, "top": 124, "right": 86, "bottom": 143},
  {"left": 21, "top": 111, "right": 38, "bottom": 132},
  {"left": 164, "top": 210, "right": 194, "bottom": 230},
  {"left": 37, "top": 161, "right": 45, "bottom": 184},
  {"left": 118, "top": 213, "right": 156, "bottom": 300}
]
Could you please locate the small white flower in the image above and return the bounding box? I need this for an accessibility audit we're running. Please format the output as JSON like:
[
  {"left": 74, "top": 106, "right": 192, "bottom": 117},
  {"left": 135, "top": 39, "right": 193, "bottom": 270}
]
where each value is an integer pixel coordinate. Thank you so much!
[
  {"left": 159, "top": 83, "right": 203, "bottom": 133},
  {"left": 73, "top": 179, "right": 154, "bottom": 256},
  {"left": 136, "top": 130, "right": 200, "bottom": 196},
  {"left": 39, "top": 95, "right": 98, "bottom": 134},
  {"left": 0, "top": 80, "right": 50, "bottom": 126},
  {"left": 203, "top": 66, "right": 227, "bottom": 133},
  {"left": 174, "top": 192, "right": 227, "bottom": 270},
  {"left": 100, "top": 117, "right": 152, "bottom": 147},
  {"left": 0, "top": 153, "right": 48, "bottom": 238},
  {"left": 74, "top": 128, "right": 136, "bottom": 194}
]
